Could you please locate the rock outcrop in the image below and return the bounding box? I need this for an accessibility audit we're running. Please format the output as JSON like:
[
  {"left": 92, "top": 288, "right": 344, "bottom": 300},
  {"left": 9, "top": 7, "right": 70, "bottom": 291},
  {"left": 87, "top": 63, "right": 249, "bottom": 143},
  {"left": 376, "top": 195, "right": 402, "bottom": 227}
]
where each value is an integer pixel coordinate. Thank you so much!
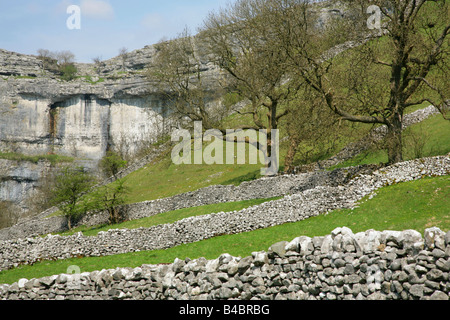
[
  {"left": 0, "top": 159, "right": 52, "bottom": 208},
  {"left": 1, "top": 47, "right": 167, "bottom": 161},
  {"left": 0, "top": 43, "right": 220, "bottom": 208}
]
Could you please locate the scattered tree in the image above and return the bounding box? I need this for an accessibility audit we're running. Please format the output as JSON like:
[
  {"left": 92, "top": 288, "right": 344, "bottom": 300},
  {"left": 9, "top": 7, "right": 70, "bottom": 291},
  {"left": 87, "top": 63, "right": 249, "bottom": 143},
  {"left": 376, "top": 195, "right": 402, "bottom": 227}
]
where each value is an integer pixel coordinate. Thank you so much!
[
  {"left": 92, "top": 56, "right": 103, "bottom": 75},
  {"left": 49, "top": 166, "right": 96, "bottom": 230},
  {"left": 37, "top": 49, "right": 59, "bottom": 74},
  {"left": 149, "top": 28, "right": 228, "bottom": 131},
  {"left": 0, "top": 201, "right": 19, "bottom": 229},
  {"left": 92, "top": 56, "right": 102, "bottom": 65},
  {"left": 149, "top": 0, "right": 448, "bottom": 171},
  {"left": 201, "top": 0, "right": 298, "bottom": 170},
  {"left": 36, "top": 49, "right": 78, "bottom": 81},
  {"left": 271, "top": 0, "right": 449, "bottom": 164},
  {"left": 150, "top": 26, "right": 281, "bottom": 173},
  {"left": 93, "top": 179, "right": 130, "bottom": 225},
  {"left": 55, "top": 50, "right": 75, "bottom": 66},
  {"left": 283, "top": 86, "right": 341, "bottom": 173},
  {"left": 118, "top": 47, "right": 128, "bottom": 71},
  {"left": 48, "top": 165, "right": 131, "bottom": 228}
]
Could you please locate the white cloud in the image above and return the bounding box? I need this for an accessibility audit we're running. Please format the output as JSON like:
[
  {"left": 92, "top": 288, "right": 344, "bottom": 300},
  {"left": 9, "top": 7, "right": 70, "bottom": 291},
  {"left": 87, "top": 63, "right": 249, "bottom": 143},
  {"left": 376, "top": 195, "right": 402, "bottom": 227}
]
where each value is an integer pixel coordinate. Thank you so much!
[{"left": 81, "top": 0, "right": 114, "bottom": 20}]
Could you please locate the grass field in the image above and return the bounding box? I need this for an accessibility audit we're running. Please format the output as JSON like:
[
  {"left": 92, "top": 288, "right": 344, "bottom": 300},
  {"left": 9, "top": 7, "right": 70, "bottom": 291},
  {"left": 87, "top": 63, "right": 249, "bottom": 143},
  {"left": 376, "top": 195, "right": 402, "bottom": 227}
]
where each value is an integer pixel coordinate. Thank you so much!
[
  {"left": 331, "top": 114, "right": 450, "bottom": 169},
  {"left": 55, "top": 196, "right": 282, "bottom": 237},
  {"left": 111, "top": 111, "right": 450, "bottom": 206},
  {"left": 8, "top": 102, "right": 447, "bottom": 287},
  {"left": 1, "top": 174, "right": 448, "bottom": 285}
]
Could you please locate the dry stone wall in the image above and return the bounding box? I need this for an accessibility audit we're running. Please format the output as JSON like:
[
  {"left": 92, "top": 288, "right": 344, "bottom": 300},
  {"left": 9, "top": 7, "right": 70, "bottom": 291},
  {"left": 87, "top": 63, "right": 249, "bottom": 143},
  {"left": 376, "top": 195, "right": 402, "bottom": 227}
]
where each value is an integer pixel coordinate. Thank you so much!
[
  {"left": 1, "top": 226, "right": 449, "bottom": 300},
  {"left": 0, "top": 163, "right": 378, "bottom": 241},
  {"left": 0, "top": 155, "right": 448, "bottom": 273}
]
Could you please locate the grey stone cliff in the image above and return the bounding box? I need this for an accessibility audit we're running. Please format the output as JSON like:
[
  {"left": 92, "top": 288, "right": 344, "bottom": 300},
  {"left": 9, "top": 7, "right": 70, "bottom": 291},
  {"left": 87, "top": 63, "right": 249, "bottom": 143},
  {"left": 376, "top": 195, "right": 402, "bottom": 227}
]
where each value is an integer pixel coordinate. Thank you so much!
[{"left": 0, "top": 42, "right": 220, "bottom": 208}]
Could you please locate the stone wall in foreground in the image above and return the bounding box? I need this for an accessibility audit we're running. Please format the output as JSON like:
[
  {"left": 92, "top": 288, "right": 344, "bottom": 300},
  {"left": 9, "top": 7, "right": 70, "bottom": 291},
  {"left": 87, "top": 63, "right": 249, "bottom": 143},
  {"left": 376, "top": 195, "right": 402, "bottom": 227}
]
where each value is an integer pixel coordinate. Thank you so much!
[{"left": 1, "top": 226, "right": 449, "bottom": 300}]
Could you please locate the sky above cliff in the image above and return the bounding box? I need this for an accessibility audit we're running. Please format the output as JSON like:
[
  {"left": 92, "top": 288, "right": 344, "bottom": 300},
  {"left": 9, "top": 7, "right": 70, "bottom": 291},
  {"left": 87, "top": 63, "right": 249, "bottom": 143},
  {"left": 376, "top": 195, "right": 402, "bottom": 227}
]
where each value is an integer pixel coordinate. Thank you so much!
[{"left": 0, "top": 0, "right": 234, "bottom": 63}]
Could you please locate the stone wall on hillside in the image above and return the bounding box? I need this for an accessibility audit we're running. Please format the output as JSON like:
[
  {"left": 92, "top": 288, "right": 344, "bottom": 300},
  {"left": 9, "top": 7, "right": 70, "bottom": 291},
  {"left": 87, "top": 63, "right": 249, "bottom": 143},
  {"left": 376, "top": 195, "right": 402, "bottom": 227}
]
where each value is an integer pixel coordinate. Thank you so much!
[
  {"left": 0, "top": 226, "right": 449, "bottom": 300},
  {"left": 0, "top": 163, "right": 379, "bottom": 241},
  {"left": 0, "top": 155, "right": 448, "bottom": 272}
]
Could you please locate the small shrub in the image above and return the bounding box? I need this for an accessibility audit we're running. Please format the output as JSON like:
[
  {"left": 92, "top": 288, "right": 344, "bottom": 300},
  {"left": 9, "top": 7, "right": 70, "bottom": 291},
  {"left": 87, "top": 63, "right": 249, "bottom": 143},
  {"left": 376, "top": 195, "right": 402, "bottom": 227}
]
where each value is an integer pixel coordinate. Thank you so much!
[
  {"left": 99, "top": 151, "right": 128, "bottom": 178},
  {"left": 59, "top": 64, "right": 78, "bottom": 81}
]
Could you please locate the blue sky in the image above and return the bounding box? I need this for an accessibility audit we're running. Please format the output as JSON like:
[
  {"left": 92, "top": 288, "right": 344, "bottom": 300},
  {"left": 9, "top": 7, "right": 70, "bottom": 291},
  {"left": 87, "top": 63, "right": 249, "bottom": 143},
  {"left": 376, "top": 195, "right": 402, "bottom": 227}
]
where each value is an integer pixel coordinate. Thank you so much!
[{"left": 0, "top": 0, "right": 234, "bottom": 62}]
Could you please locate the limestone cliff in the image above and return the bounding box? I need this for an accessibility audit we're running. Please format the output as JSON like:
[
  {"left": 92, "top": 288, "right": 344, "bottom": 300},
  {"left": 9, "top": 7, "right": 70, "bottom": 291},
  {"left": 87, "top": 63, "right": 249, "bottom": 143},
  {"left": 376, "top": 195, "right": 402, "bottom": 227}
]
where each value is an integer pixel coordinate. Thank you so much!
[
  {"left": 1, "top": 46, "right": 167, "bottom": 161},
  {"left": 0, "top": 41, "right": 224, "bottom": 158},
  {"left": 0, "top": 41, "right": 222, "bottom": 210},
  {"left": 0, "top": 1, "right": 352, "bottom": 210}
]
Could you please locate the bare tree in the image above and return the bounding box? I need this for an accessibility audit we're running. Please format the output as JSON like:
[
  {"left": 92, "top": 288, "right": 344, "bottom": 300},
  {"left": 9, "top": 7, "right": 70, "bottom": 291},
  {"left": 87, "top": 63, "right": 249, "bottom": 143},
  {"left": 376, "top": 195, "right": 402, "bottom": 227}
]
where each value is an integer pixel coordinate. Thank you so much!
[
  {"left": 37, "top": 48, "right": 59, "bottom": 73},
  {"left": 36, "top": 49, "right": 78, "bottom": 80},
  {"left": 149, "top": 28, "right": 229, "bottom": 131},
  {"left": 0, "top": 201, "right": 20, "bottom": 229},
  {"left": 55, "top": 50, "right": 76, "bottom": 66},
  {"left": 149, "top": 27, "right": 276, "bottom": 171},
  {"left": 283, "top": 86, "right": 341, "bottom": 173},
  {"left": 37, "top": 49, "right": 53, "bottom": 60},
  {"left": 92, "top": 56, "right": 103, "bottom": 75},
  {"left": 118, "top": 47, "right": 128, "bottom": 71},
  {"left": 200, "top": 0, "right": 301, "bottom": 168},
  {"left": 272, "top": 0, "right": 449, "bottom": 164},
  {"left": 92, "top": 56, "right": 102, "bottom": 65}
]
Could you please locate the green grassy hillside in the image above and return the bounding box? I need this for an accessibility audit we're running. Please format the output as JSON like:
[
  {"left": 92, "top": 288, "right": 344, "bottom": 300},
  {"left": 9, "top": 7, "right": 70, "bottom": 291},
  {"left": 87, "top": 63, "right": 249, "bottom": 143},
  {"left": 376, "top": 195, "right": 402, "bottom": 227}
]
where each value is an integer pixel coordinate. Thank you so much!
[
  {"left": 2, "top": 6, "right": 449, "bottom": 287},
  {"left": 331, "top": 113, "right": 450, "bottom": 169},
  {"left": 1, "top": 174, "right": 448, "bottom": 285},
  {"left": 114, "top": 110, "right": 449, "bottom": 205},
  {"left": 55, "top": 196, "right": 282, "bottom": 237}
]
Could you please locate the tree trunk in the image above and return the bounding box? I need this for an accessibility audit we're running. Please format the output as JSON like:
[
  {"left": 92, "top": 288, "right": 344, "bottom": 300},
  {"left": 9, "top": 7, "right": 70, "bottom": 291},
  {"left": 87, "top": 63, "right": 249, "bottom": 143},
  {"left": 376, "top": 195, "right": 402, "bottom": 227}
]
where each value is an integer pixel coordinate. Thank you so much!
[
  {"left": 386, "top": 115, "right": 404, "bottom": 165},
  {"left": 284, "top": 135, "right": 300, "bottom": 174}
]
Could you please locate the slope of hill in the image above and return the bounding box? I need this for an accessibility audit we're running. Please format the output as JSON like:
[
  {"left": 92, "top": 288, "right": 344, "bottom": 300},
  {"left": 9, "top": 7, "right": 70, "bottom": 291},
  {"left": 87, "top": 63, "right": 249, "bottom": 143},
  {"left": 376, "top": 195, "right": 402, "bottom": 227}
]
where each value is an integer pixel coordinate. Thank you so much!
[{"left": 0, "top": 0, "right": 448, "bottom": 301}]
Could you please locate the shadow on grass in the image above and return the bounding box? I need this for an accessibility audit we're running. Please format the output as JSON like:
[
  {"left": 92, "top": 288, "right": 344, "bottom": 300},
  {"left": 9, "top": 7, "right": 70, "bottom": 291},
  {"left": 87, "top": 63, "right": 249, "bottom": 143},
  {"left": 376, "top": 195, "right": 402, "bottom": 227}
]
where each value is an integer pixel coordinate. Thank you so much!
[{"left": 221, "top": 169, "right": 262, "bottom": 186}]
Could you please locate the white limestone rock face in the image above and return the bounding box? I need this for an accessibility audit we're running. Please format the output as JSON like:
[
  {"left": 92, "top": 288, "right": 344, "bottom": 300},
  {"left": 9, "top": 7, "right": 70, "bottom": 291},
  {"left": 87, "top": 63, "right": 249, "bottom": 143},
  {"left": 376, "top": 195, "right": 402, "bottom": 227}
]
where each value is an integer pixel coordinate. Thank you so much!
[
  {"left": 108, "top": 97, "right": 168, "bottom": 158},
  {"left": 0, "top": 94, "right": 167, "bottom": 161},
  {"left": 0, "top": 159, "right": 51, "bottom": 208},
  {"left": 0, "top": 43, "right": 214, "bottom": 163},
  {"left": 0, "top": 86, "right": 169, "bottom": 208},
  {"left": 51, "top": 95, "right": 111, "bottom": 160},
  {"left": 0, "top": 43, "right": 220, "bottom": 207},
  {"left": 0, "top": 95, "right": 51, "bottom": 155}
]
